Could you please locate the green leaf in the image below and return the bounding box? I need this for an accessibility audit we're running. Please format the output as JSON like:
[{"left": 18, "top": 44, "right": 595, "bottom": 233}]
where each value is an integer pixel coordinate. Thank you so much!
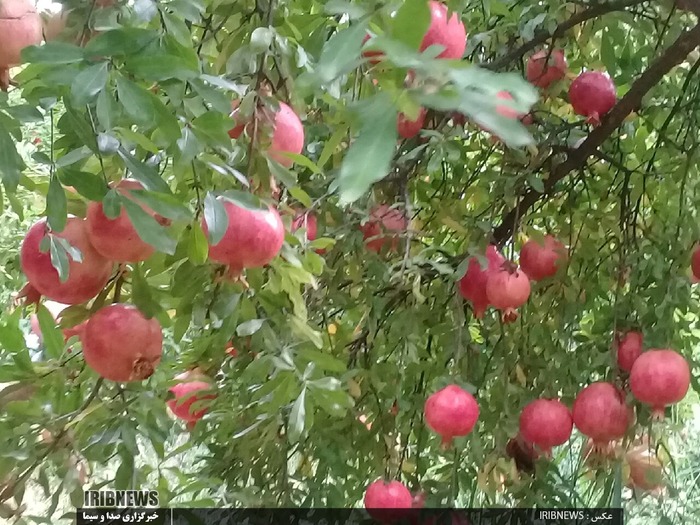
[
  {"left": 46, "top": 177, "right": 67, "bottom": 233},
  {"left": 124, "top": 54, "right": 199, "bottom": 81},
  {"left": 55, "top": 146, "right": 92, "bottom": 168},
  {"left": 129, "top": 190, "right": 192, "bottom": 222},
  {"left": 176, "top": 127, "right": 200, "bottom": 164},
  {"left": 21, "top": 43, "right": 84, "bottom": 64},
  {"left": 289, "top": 187, "right": 312, "bottom": 208},
  {"left": 71, "top": 62, "right": 109, "bottom": 106},
  {"left": 84, "top": 28, "right": 157, "bottom": 57},
  {"left": 236, "top": 319, "right": 266, "bottom": 337},
  {"left": 391, "top": 0, "right": 432, "bottom": 50},
  {"left": 337, "top": 94, "right": 398, "bottom": 204},
  {"left": 3, "top": 105, "right": 44, "bottom": 124},
  {"left": 121, "top": 197, "right": 177, "bottom": 255},
  {"left": 203, "top": 193, "right": 228, "bottom": 245},
  {"left": 116, "top": 76, "right": 155, "bottom": 126},
  {"left": 250, "top": 27, "right": 274, "bottom": 53},
  {"left": 0, "top": 123, "right": 22, "bottom": 191},
  {"left": 36, "top": 305, "right": 64, "bottom": 359},
  {"left": 187, "top": 223, "right": 208, "bottom": 265},
  {"left": 97, "top": 133, "right": 120, "bottom": 155},
  {"left": 117, "top": 149, "right": 171, "bottom": 194},
  {"left": 48, "top": 235, "right": 71, "bottom": 283},
  {"left": 267, "top": 158, "right": 298, "bottom": 188},
  {"left": 59, "top": 169, "right": 109, "bottom": 201},
  {"left": 102, "top": 189, "right": 121, "bottom": 219},
  {"left": 288, "top": 388, "right": 306, "bottom": 442},
  {"left": 283, "top": 153, "right": 322, "bottom": 174},
  {"left": 313, "top": 21, "right": 368, "bottom": 83},
  {"left": 220, "top": 190, "right": 267, "bottom": 211},
  {"left": 96, "top": 88, "right": 118, "bottom": 131}
]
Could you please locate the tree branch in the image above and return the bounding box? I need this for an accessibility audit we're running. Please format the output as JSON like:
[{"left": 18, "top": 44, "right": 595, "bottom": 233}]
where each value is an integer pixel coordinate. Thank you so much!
[{"left": 492, "top": 22, "right": 700, "bottom": 246}]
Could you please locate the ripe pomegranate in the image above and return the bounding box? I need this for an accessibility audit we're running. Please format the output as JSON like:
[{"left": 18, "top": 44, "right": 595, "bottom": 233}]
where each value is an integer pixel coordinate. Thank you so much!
[
  {"left": 0, "top": 0, "right": 42, "bottom": 90},
  {"left": 691, "top": 245, "right": 700, "bottom": 280},
  {"left": 626, "top": 447, "right": 663, "bottom": 491},
  {"left": 202, "top": 198, "right": 285, "bottom": 272},
  {"left": 458, "top": 244, "right": 505, "bottom": 319},
  {"left": 21, "top": 217, "right": 113, "bottom": 305},
  {"left": 424, "top": 385, "right": 479, "bottom": 447},
  {"left": 360, "top": 204, "right": 407, "bottom": 253},
  {"left": 228, "top": 99, "right": 246, "bottom": 139},
  {"left": 568, "top": 71, "right": 616, "bottom": 126},
  {"left": 615, "top": 331, "right": 643, "bottom": 372},
  {"left": 519, "top": 399, "right": 573, "bottom": 453},
  {"left": 167, "top": 379, "right": 216, "bottom": 423},
  {"left": 420, "top": 1, "right": 467, "bottom": 60},
  {"left": 291, "top": 211, "right": 317, "bottom": 241},
  {"left": 495, "top": 91, "right": 523, "bottom": 119},
  {"left": 364, "top": 479, "right": 412, "bottom": 522},
  {"left": 411, "top": 490, "right": 426, "bottom": 509},
  {"left": 362, "top": 32, "right": 383, "bottom": 65},
  {"left": 485, "top": 262, "right": 531, "bottom": 323},
  {"left": 629, "top": 349, "right": 690, "bottom": 418},
  {"left": 519, "top": 235, "right": 566, "bottom": 281},
  {"left": 397, "top": 108, "right": 427, "bottom": 139},
  {"left": 81, "top": 304, "right": 163, "bottom": 382},
  {"left": 86, "top": 179, "right": 158, "bottom": 262},
  {"left": 572, "top": 382, "right": 629, "bottom": 448},
  {"left": 526, "top": 49, "right": 568, "bottom": 89}
]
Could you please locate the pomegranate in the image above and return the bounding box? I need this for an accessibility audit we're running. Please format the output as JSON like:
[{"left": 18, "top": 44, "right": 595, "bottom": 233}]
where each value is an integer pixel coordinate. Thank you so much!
[
  {"left": 495, "top": 91, "right": 523, "bottom": 119},
  {"left": 228, "top": 99, "right": 246, "bottom": 139},
  {"left": 572, "top": 382, "right": 629, "bottom": 448},
  {"left": 202, "top": 198, "right": 285, "bottom": 272},
  {"left": 86, "top": 179, "right": 158, "bottom": 262},
  {"left": 568, "top": 71, "right": 616, "bottom": 126},
  {"left": 364, "top": 479, "right": 412, "bottom": 522},
  {"left": 291, "top": 211, "right": 317, "bottom": 242},
  {"left": 420, "top": 1, "right": 467, "bottom": 60},
  {"left": 21, "top": 217, "right": 113, "bottom": 305},
  {"left": 615, "top": 331, "right": 643, "bottom": 372},
  {"left": 167, "top": 379, "right": 216, "bottom": 422},
  {"left": 519, "top": 398, "right": 573, "bottom": 453},
  {"left": 81, "top": 304, "right": 163, "bottom": 382},
  {"left": 360, "top": 204, "right": 407, "bottom": 253},
  {"left": 411, "top": 490, "right": 426, "bottom": 509},
  {"left": 691, "top": 245, "right": 700, "bottom": 280},
  {"left": 526, "top": 49, "right": 568, "bottom": 89},
  {"left": 362, "top": 32, "right": 383, "bottom": 65},
  {"left": 458, "top": 244, "right": 505, "bottom": 319},
  {"left": 485, "top": 262, "right": 531, "bottom": 323},
  {"left": 0, "top": 0, "right": 42, "bottom": 90},
  {"left": 626, "top": 447, "right": 663, "bottom": 491},
  {"left": 629, "top": 349, "right": 690, "bottom": 418},
  {"left": 397, "top": 108, "right": 427, "bottom": 139},
  {"left": 225, "top": 342, "right": 238, "bottom": 358},
  {"left": 519, "top": 235, "right": 566, "bottom": 281},
  {"left": 424, "top": 385, "right": 479, "bottom": 447}
]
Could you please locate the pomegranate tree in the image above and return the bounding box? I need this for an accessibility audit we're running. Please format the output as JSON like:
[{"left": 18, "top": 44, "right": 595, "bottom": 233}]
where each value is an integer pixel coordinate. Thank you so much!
[
  {"left": 526, "top": 49, "right": 568, "bottom": 89},
  {"left": 615, "top": 330, "right": 643, "bottom": 372},
  {"left": 167, "top": 375, "right": 216, "bottom": 423},
  {"left": 0, "top": 0, "right": 42, "bottom": 90},
  {"left": 86, "top": 179, "right": 158, "bottom": 263},
  {"left": 360, "top": 204, "right": 407, "bottom": 253},
  {"left": 629, "top": 349, "right": 690, "bottom": 418},
  {"left": 458, "top": 244, "right": 505, "bottom": 318},
  {"left": 397, "top": 108, "right": 427, "bottom": 139},
  {"left": 202, "top": 198, "right": 285, "bottom": 272},
  {"left": 485, "top": 262, "right": 531, "bottom": 323},
  {"left": 568, "top": 71, "right": 617, "bottom": 126},
  {"left": 519, "top": 235, "right": 566, "bottom": 281},
  {"left": 420, "top": 1, "right": 467, "bottom": 60},
  {"left": 364, "top": 479, "right": 412, "bottom": 521},
  {"left": 21, "top": 217, "right": 113, "bottom": 305},
  {"left": 572, "top": 382, "right": 629, "bottom": 449},
  {"left": 424, "top": 385, "right": 479, "bottom": 447},
  {"left": 519, "top": 398, "right": 573, "bottom": 454},
  {"left": 81, "top": 304, "right": 163, "bottom": 382}
]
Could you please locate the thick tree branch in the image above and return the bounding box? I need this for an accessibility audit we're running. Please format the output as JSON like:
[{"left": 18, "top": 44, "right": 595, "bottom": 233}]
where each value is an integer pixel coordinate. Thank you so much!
[{"left": 492, "top": 22, "right": 700, "bottom": 246}]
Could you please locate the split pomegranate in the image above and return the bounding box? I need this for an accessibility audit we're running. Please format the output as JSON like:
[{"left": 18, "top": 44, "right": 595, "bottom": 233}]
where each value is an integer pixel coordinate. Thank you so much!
[
  {"left": 691, "top": 245, "right": 700, "bottom": 280},
  {"left": 424, "top": 385, "right": 479, "bottom": 447},
  {"left": 615, "top": 331, "right": 643, "bottom": 372},
  {"left": 568, "top": 71, "right": 616, "bottom": 126},
  {"left": 526, "top": 49, "right": 568, "bottom": 90},
  {"left": 0, "top": 0, "right": 42, "bottom": 90},
  {"left": 21, "top": 217, "right": 113, "bottom": 305},
  {"left": 81, "top": 304, "right": 163, "bottom": 382},
  {"left": 629, "top": 349, "right": 690, "bottom": 418},
  {"left": 86, "top": 179, "right": 158, "bottom": 263},
  {"left": 519, "top": 235, "right": 566, "bottom": 281},
  {"left": 420, "top": 1, "right": 467, "bottom": 60},
  {"left": 167, "top": 379, "right": 216, "bottom": 423},
  {"left": 364, "top": 479, "right": 412, "bottom": 521},
  {"left": 572, "top": 382, "right": 629, "bottom": 448},
  {"left": 202, "top": 198, "right": 285, "bottom": 272},
  {"left": 485, "top": 262, "right": 531, "bottom": 323},
  {"left": 397, "top": 108, "right": 427, "bottom": 139},
  {"left": 362, "top": 32, "right": 383, "bottom": 65},
  {"left": 360, "top": 205, "right": 407, "bottom": 253},
  {"left": 458, "top": 244, "right": 505, "bottom": 319},
  {"left": 519, "top": 398, "right": 573, "bottom": 453}
]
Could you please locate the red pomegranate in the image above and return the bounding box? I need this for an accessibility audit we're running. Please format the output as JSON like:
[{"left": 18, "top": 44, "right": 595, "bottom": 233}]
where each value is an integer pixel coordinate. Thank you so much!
[
  {"left": 86, "top": 179, "right": 158, "bottom": 263},
  {"left": 411, "top": 490, "right": 426, "bottom": 509},
  {"left": 629, "top": 349, "right": 690, "bottom": 418},
  {"left": 519, "top": 235, "right": 566, "bottom": 281},
  {"left": 397, "top": 108, "right": 427, "bottom": 139},
  {"left": 458, "top": 244, "right": 505, "bottom": 319},
  {"left": 526, "top": 49, "right": 568, "bottom": 89},
  {"left": 0, "top": 0, "right": 42, "bottom": 90},
  {"left": 362, "top": 32, "right": 384, "bottom": 65},
  {"left": 167, "top": 380, "right": 216, "bottom": 422},
  {"left": 21, "top": 217, "right": 113, "bottom": 305},
  {"left": 364, "top": 479, "right": 412, "bottom": 521},
  {"left": 81, "top": 304, "right": 163, "bottom": 382},
  {"left": 568, "top": 71, "right": 616, "bottom": 126},
  {"left": 519, "top": 398, "right": 573, "bottom": 453},
  {"left": 495, "top": 91, "right": 523, "bottom": 119},
  {"left": 420, "top": 1, "right": 467, "bottom": 60},
  {"left": 572, "top": 382, "right": 629, "bottom": 447},
  {"left": 228, "top": 99, "right": 246, "bottom": 139},
  {"left": 615, "top": 331, "right": 643, "bottom": 372},
  {"left": 424, "top": 385, "right": 479, "bottom": 447},
  {"left": 626, "top": 448, "right": 663, "bottom": 491},
  {"left": 291, "top": 211, "right": 318, "bottom": 242},
  {"left": 485, "top": 262, "right": 531, "bottom": 323},
  {"left": 360, "top": 204, "right": 407, "bottom": 253},
  {"left": 691, "top": 245, "right": 700, "bottom": 280},
  {"left": 202, "top": 198, "right": 285, "bottom": 272}
]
